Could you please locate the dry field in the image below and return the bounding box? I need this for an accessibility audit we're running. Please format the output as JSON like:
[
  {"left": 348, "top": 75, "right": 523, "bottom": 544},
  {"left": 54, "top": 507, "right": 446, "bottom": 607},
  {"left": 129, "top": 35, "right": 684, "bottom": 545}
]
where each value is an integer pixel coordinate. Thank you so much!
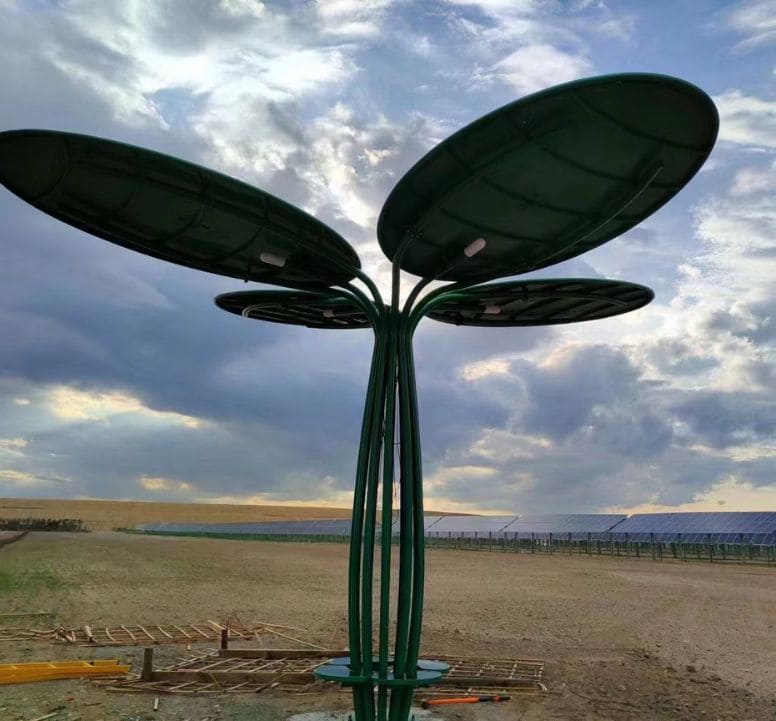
[
  {"left": 0, "top": 497, "right": 463, "bottom": 531},
  {"left": 0, "top": 531, "right": 775, "bottom": 721},
  {"left": 0, "top": 497, "right": 354, "bottom": 530}
]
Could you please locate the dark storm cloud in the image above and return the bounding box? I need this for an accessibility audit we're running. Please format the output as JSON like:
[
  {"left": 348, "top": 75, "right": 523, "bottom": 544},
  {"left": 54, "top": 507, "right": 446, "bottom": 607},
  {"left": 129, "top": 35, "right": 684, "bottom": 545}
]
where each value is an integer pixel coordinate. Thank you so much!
[
  {"left": 703, "top": 299, "right": 776, "bottom": 345},
  {"left": 0, "top": 1, "right": 391, "bottom": 502},
  {"left": 423, "top": 339, "right": 767, "bottom": 512},
  {"left": 584, "top": 405, "right": 674, "bottom": 459},
  {"left": 141, "top": 0, "right": 266, "bottom": 51},
  {"left": 0, "top": 9, "right": 131, "bottom": 128},
  {"left": 519, "top": 345, "right": 641, "bottom": 441},
  {"left": 1, "top": 0, "right": 774, "bottom": 512},
  {"left": 643, "top": 337, "right": 719, "bottom": 376},
  {"left": 672, "top": 392, "right": 776, "bottom": 448},
  {"left": 28, "top": 416, "right": 359, "bottom": 499}
]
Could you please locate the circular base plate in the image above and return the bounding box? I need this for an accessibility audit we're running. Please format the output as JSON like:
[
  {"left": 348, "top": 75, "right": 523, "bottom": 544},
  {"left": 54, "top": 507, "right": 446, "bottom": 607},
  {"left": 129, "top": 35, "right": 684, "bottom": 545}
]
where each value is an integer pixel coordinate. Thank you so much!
[{"left": 314, "top": 657, "right": 449, "bottom": 687}]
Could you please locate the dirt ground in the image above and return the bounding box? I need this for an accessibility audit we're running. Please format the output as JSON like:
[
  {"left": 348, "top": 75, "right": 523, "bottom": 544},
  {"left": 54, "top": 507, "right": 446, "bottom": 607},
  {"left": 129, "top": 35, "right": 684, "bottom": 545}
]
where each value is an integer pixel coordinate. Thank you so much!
[{"left": 1, "top": 532, "right": 775, "bottom": 721}]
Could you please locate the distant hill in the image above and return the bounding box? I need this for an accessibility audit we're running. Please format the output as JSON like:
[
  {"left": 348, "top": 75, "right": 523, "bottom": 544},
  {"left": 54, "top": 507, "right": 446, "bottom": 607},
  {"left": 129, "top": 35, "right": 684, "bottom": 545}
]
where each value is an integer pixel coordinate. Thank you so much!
[{"left": 0, "top": 497, "right": 470, "bottom": 531}]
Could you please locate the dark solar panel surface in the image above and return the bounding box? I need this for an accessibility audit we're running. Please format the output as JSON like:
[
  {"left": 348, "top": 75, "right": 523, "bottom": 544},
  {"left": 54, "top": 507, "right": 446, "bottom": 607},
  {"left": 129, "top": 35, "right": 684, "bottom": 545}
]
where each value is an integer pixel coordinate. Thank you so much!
[
  {"left": 502, "top": 514, "right": 626, "bottom": 539},
  {"left": 425, "top": 516, "right": 519, "bottom": 537},
  {"left": 389, "top": 515, "right": 447, "bottom": 534},
  {"left": 611, "top": 512, "right": 776, "bottom": 545},
  {"left": 135, "top": 513, "right": 776, "bottom": 545}
]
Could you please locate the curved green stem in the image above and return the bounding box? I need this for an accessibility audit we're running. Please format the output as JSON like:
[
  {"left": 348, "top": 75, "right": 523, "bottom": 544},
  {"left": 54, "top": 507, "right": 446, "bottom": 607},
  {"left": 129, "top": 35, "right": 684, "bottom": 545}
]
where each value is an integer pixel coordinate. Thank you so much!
[
  {"left": 377, "top": 306, "right": 398, "bottom": 721},
  {"left": 359, "top": 311, "right": 390, "bottom": 721}
]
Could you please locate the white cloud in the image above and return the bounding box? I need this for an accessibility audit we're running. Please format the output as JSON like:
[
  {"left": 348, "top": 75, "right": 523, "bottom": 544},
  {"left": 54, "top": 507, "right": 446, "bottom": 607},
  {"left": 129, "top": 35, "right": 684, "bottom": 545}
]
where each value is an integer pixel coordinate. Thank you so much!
[
  {"left": 0, "top": 437, "right": 28, "bottom": 458},
  {"left": 219, "top": 0, "right": 266, "bottom": 20},
  {"left": 694, "top": 194, "right": 776, "bottom": 292},
  {"left": 730, "top": 162, "right": 775, "bottom": 196},
  {"left": 0, "top": 437, "right": 27, "bottom": 448},
  {"left": 626, "top": 187, "right": 776, "bottom": 394},
  {"left": 461, "top": 359, "right": 511, "bottom": 381},
  {"left": 198, "top": 474, "right": 355, "bottom": 508},
  {"left": 422, "top": 464, "right": 513, "bottom": 513},
  {"left": 138, "top": 475, "right": 194, "bottom": 492},
  {"left": 444, "top": 0, "right": 539, "bottom": 10},
  {"left": 714, "top": 90, "right": 776, "bottom": 148},
  {"left": 595, "top": 15, "right": 636, "bottom": 42},
  {"left": 468, "top": 429, "right": 552, "bottom": 462},
  {"left": 315, "top": 0, "right": 394, "bottom": 38},
  {"left": 1, "top": 0, "right": 773, "bottom": 515},
  {"left": 29, "top": 0, "right": 364, "bottom": 162},
  {"left": 0, "top": 469, "right": 41, "bottom": 486},
  {"left": 0, "top": 468, "right": 69, "bottom": 487},
  {"left": 608, "top": 476, "right": 776, "bottom": 514},
  {"left": 47, "top": 386, "right": 204, "bottom": 429},
  {"left": 490, "top": 43, "right": 591, "bottom": 95},
  {"left": 725, "top": 0, "right": 776, "bottom": 50}
]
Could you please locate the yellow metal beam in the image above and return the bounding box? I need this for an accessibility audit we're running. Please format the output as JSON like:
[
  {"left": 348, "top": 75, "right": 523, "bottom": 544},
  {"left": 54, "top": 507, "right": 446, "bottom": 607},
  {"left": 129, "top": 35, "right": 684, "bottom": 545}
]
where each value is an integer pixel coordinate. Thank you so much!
[{"left": 0, "top": 659, "right": 129, "bottom": 684}]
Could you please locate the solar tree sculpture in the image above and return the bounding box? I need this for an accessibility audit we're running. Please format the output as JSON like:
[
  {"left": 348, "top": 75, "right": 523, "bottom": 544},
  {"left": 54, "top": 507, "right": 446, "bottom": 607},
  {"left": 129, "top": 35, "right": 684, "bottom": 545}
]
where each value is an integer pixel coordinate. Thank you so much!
[{"left": 0, "top": 74, "right": 717, "bottom": 720}]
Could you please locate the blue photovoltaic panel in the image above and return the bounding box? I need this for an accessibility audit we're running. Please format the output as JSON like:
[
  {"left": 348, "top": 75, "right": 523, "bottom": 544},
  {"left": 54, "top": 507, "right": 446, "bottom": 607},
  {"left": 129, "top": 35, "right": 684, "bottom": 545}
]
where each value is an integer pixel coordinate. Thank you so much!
[
  {"left": 392, "top": 512, "right": 447, "bottom": 536},
  {"left": 424, "top": 516, "right": 445, "bottom": 531},
  {"left": 135, "top": 512, "right": 776, "bottom": 545},
  {"left": 425, "top": 515, "right": 519, "bottom": 537},
  {"left": 610, "top": 512, "right": 776, "bottom": 545},
  {"left": 501, "top": 514, "right": 627, "bottom": 539}
]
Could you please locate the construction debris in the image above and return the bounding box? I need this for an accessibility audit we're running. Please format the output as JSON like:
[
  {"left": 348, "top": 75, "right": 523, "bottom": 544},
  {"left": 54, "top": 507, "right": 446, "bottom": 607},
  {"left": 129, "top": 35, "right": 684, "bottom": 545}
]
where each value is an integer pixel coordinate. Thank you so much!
[
  {"left": 100, "top": 648, "right": 545, "bottom": 696},
  {"left": 0, "top": 659, "right": 129, "bottom": 685},
  {"left": 420, "top": 695, "right": 511, "bottom": 707},
  {"left": 0, "top": 620, "right": 299, "bottom": 647}
]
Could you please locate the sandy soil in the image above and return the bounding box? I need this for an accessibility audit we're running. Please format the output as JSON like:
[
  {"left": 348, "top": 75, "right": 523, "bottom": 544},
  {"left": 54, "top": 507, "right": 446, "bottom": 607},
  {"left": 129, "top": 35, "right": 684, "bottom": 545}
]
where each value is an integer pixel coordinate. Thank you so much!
[{"left": 1, "top": 532, "right": 774, "bottom": 721}]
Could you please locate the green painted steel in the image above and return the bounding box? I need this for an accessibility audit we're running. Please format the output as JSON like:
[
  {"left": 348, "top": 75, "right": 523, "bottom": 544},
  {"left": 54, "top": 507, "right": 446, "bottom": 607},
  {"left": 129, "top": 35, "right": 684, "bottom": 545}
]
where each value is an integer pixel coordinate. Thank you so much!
[
  {"left": 0, "top": 73, "right": 718, "bottom": 721},
  {"left": 377, "top": 73, "right": 718, "bottom": 283},
  {"left": 425, "top": 278, "right": 654, "bottom": 326},
  {"left": 215, "top": 290, "right": 371, "bottom": 329},
  {"left": 0, "top": 130, "right": 360, "bottom": 290}
]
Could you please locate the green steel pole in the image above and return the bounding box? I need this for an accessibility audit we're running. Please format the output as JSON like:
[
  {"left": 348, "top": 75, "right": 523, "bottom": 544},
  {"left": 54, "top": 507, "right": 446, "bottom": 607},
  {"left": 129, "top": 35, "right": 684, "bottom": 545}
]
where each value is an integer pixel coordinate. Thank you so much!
[
  {"left": 391, "top": 312, "right": 428, "bottom": 721},
  {"left": 404, "top": 314, "right": 426, "bottom": 673},
  {"left": 377, "top": 307, "right": 399, "bottom": 721},
  {"left": 359, "top": 311, "right": 390, "bottom": 721},
  {"left": 346, "top": 310, "right": 384, "bottom": 720},
  {"left": 387, "top": 310, "right": 414, "bottom": 721},
  {"left": 393, "top": 322, "right": 414, "bottom": 672}
]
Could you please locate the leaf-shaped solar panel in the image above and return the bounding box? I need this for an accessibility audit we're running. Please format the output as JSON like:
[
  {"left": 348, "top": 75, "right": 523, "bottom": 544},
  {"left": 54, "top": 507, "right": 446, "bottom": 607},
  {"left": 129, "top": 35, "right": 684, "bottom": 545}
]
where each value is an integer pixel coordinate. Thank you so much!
[
  {"left": 427, "top": 278, "right": 653, "bottom": 326},
  {"left": 378, "top": 73, "right": 718, "bottom": 282},
  {"left": 215, "top": 290, "right": 371, "bottom": 329},
  {"left": 0, "top": 130, "right": 360, "bottom": 289}
]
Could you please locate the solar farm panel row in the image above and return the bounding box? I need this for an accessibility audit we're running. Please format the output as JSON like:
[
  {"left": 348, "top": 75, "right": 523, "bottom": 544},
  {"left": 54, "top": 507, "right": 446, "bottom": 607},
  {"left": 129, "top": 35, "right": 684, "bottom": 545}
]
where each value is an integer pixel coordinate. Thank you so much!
[
  {"left": 136, "top": 512, "right": 776, "bottom": 545},
  {"left": 609, "top": 512, "right": 776, "bottom": 545},
  {"left": 423, "top": 514, "right": 627, "bottom": 538},
  {"left": 421, "top": 515, "right": 518, "bottom": 537}
]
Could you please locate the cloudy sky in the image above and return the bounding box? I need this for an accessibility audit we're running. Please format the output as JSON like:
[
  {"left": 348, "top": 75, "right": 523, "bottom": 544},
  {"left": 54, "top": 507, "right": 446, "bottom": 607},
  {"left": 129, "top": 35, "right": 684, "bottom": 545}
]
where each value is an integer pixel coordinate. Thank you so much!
[{"left": 0, "top": 0, "right": 774, "bottom": 515}]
